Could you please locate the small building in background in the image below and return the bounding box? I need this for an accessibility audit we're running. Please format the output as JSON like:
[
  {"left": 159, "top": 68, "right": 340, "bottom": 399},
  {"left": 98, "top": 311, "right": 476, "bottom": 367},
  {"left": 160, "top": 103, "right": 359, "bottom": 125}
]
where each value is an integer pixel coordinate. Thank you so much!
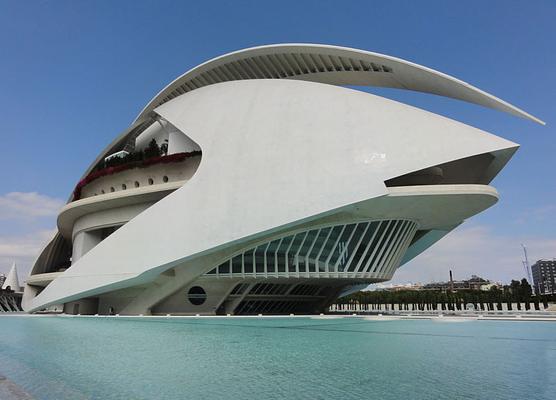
[
  {"left": 1, "top": 262, "right": 22, "bottom": 293},
  {"left": 1, "top": 263, "right": 23, "bottom": 312},
  {"left": 422, "top": 274, "right": 498, "bottom": 292},
  {"left": 531, "top": 260, "right": 556, "bottom": 295}
]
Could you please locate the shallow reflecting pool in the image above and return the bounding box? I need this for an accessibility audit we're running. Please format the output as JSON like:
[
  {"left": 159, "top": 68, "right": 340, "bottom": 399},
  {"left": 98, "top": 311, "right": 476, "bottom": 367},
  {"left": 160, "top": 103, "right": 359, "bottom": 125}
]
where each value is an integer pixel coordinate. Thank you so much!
[{"left": 1, "top": 316, "right": 555, "bottom": 399}]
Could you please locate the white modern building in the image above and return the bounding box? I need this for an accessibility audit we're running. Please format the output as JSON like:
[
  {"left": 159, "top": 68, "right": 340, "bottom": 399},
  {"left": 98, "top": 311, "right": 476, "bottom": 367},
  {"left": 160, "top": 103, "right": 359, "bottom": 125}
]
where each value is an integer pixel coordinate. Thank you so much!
[
  {"left": 22, "top": 44, "right": 543, "bottom": 315},
  {"left": 1, "top": 263, "right": 22, "bottom": 312},
  {"left": 2, "top": 262, "right": 22, "bottom": 292}
]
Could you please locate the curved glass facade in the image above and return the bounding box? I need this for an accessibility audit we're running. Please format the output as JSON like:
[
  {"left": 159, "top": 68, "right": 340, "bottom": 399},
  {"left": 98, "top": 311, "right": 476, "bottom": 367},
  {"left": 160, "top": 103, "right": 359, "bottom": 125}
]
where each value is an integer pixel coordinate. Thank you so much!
[{"left": 206, "top": 219, "right": 418, "bottom": 280}]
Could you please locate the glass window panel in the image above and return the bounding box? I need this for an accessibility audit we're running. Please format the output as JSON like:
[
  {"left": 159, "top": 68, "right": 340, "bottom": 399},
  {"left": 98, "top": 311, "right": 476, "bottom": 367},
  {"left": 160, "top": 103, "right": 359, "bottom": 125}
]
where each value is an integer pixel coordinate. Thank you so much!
[
  {"left": 277, "top": 236, "right": 293, "bottom": 273},
  {"left": 219, "top": 260, "right": 230, "bottom": 274},
  {"left": 318, "top": 226, "right": 343, "bottom": 263},
  {"left": 309, "top": 227, "right": 330, "bottom": 272},
  {"left": 318, "top": 225, "right": 344, "bottom": 271},
  {"left": 368, "top": 221, "right": 396, "bottom": 271},
  {"left": 360, "top": 221, "right": 389, "bottom": 271},
  {"left": 266, "top": 240, "right": 281, "bottom": 274},
  {"left": 297, "top": 257, "right": 307, "bottom": 273},
  {"left": 244, "top": 251, "right": 254, "bottom": 273},
  {"left": 263, "top": 284, "right": 273, "bottom": 295},
  {"left": 255, "top": 244, "right": 268, "bottom": 273},
  {"left": 328, "top": 224, "right": 356, "bottom": 268},
  {"left": 299, "top": 230, "right": 319, "bottom": 258},
  {"left": 374, "top": 221, "right": 403, "bottom": 272},
  {"left": 382, "top": 222, "right": 410, "bottom": 273},
  {"left": 298, "top": 229, "right": 319, "bottom": 273},
  {"left": 340, "top": 223, "right": 367, "bottom": 272},
  {"left": 232, "top": 255, "right": 242, "bottom": 274},
  {"left": 298, "top": 230, "right": 319, "bottom": 273},
  {"left": 230, "top": 283, "right": 246, "bottom": 295},
  {"left": 251, "top": 283, "right": 262, "bottom": 294},
  {"left": 346, "top": 223, "right": 372, "bottom": 272},
  {"left": 288, "top": 232, "right": 307, "bottom": 272},
  {"left": 349, "top": 222, "right": 379, "bottom": 271},
  {"left": 278, "top": 284, "right": 289, "bottom": 295}
]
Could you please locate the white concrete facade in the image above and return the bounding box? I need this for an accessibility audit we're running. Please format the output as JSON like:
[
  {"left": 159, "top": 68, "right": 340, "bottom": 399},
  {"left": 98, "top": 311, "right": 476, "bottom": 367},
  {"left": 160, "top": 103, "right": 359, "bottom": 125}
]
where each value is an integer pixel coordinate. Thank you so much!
[{"left": 22, "top": 44, "right": 542, "bottom": 316}]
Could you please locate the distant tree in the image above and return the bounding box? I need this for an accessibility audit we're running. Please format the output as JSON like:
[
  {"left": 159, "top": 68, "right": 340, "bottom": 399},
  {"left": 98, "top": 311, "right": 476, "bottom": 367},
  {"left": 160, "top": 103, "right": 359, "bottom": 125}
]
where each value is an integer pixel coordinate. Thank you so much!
[
  {"left": 520, "top": 278, "right": 533, "bottom": 299},
  {"left": 144, "top": 139, "right": 161, "bottom": 159},
  {"left": 509, "top": 280, "right": 521, "bottom": 296}
]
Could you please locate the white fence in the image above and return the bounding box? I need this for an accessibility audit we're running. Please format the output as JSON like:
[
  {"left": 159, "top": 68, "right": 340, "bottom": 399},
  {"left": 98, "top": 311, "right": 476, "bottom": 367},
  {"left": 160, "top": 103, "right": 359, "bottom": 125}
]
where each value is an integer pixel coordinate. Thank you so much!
[{"left": 329, "top": 302, "right": 552, "bottom": 313}]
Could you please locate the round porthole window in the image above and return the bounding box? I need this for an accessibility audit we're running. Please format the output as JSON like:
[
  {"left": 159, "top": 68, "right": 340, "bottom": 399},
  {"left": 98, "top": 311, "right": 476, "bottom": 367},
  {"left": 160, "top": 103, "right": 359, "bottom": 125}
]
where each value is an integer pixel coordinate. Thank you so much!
[{"left": 187, "top": 286, "right": 207, "bottom": 306}]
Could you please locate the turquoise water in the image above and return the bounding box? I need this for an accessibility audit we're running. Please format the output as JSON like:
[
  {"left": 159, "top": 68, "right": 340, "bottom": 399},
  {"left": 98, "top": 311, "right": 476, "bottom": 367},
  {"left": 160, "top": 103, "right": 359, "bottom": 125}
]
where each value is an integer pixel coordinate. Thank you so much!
[{"left": 0, "top": 316, "right": 555, "bottom": 400}]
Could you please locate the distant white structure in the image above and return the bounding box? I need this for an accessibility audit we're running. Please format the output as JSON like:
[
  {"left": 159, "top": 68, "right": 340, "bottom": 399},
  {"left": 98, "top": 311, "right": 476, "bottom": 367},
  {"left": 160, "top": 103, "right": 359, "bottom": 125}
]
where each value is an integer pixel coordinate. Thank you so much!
[
  {"left": 22, "top": 44, "right": 543, "bottom": 316},
  {"left": 2, "top": 262, "right": 21, "bottom": 293}
]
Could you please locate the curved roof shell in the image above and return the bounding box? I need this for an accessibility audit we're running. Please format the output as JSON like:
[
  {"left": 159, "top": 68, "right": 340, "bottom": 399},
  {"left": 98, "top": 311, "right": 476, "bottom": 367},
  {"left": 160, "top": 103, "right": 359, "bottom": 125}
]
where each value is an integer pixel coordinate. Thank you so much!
[
  {"left": 136, "top": 43, "right": 544, "bottom": 125},
  {"left": 74, "top": 43, "right": 542, "bottom": 200}
]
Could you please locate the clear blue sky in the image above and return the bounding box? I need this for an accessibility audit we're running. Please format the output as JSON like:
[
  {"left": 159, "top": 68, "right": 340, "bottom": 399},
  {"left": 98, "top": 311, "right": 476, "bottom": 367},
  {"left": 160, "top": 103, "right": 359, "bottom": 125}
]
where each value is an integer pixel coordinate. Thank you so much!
[{"left": 0, "top": 1, "right": 554, "bottom": 282}]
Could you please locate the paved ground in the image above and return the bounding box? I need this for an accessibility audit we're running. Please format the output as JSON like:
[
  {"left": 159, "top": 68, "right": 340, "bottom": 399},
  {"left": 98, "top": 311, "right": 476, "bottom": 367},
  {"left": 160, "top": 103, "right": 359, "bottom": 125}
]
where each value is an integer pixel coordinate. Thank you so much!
[{"left": 2, "top": 312, "right": 556, "bottom": 322}]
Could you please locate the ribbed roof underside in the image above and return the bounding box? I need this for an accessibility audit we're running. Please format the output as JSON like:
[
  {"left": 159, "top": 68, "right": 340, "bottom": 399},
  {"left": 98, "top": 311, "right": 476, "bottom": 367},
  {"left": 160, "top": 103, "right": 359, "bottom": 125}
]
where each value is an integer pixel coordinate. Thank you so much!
[
  {"left": 155, "top": 52, "right": 395, "bottom": 104},
  {"left": 135, "top": 44, "right": 543, "bottom": 125}
]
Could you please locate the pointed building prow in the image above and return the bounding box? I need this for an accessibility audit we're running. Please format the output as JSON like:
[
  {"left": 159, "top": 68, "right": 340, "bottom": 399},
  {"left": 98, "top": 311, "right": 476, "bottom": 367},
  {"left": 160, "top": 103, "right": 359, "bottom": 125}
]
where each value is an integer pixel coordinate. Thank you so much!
[{"left": 2, "top": 262, "right": 22, "bottom": 293}]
